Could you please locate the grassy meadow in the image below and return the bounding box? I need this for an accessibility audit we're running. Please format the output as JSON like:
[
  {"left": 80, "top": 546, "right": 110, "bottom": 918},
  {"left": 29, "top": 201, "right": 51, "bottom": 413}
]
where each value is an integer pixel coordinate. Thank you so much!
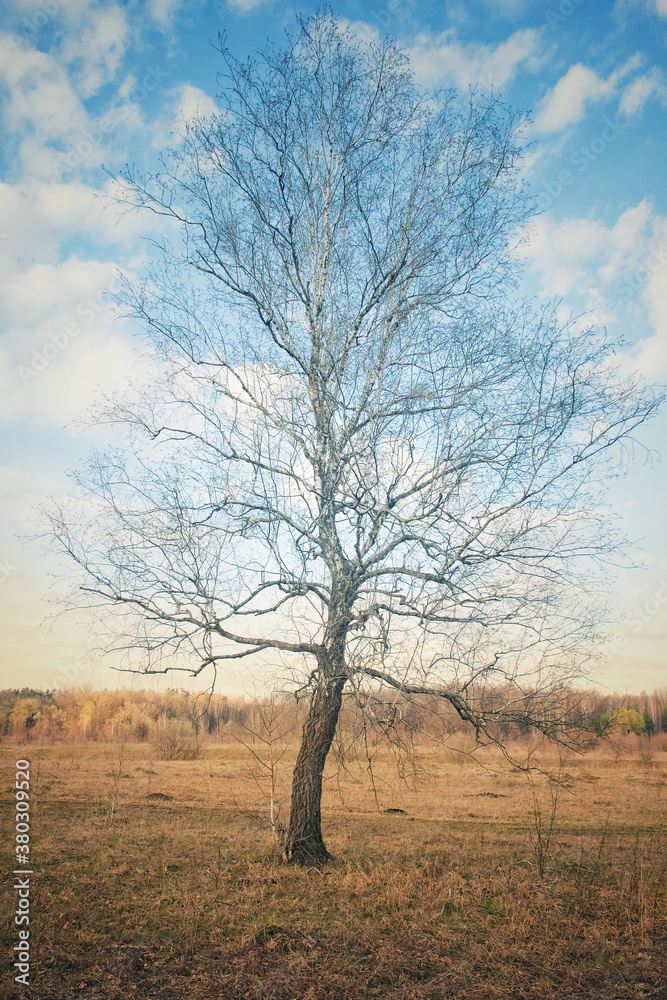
[{"left": 2, "top": 735, "right": 666, "bottom": 999}]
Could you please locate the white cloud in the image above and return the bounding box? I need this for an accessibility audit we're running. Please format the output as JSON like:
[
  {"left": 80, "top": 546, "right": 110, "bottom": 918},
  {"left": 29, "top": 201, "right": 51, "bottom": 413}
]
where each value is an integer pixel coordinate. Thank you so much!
[
  {"left": 597, "top": 201, "right": 654, "bottom": 284},
  {"left": 150, "top": 83, "right": 220, "bottom": 149},
  {"left": 150, "top": 0, "right": 183, "bottom": 29},
  {"left": 614, "top": 0, "right": 667, "bottom": 20},
  {"left": 0, "top": 234, "right": 143, "bottom": 428},
  {"left": 0, "top": 304, "right": 137, "bottom": 428},
  {"left": 0, "top": 466, "right": 72, "bottom": 528},
  {"left": 0, "top": 33, "right": 88, "bottom": 145},
  {"left": 0, "top": 178, "right": 147, "bottom": 273},
  {"left": 337, "top": 18, "right": 381, "bottom": 47},
  {"left": 534, "top": 65, "right": 613, "bottom": 132},
  {"left": 3, "top": 255, "right": 119, "bottom": 325},
  {"left": 174, "top": 83, "right": 219, "bottom": 124},
  {"left": 524, "top": 215, "right": 610, "bottom": 297},
  {"left": 0, "top": 164, "right": 170, "bottom": 431},
  {"left": 225, "top": 0, "right": 273, "bottom": 11},
  {"left": 0, "top": 29, "right": 134, "bottom": 179},
  {"left": 619, "top": 67, "right": 667, "bottom": 115},
  {"left": 524, "top": 201, "right": 656, "bottom": 298},
  {"left": 406, "top": 27, "right": 542, "bottom": 90},
  {"left": 523, "top": 205, "right": 667, "bottom": 376},
  {"left": 1, "top": 6, "right": 173, "bottom": 180},
  {"left": 634, "top": 295, "right": 667, "bottom": 372},
  {"left": 632, "top": 225, "right": 667, "bottom": 374},
  {"left": 24, "top": 335, "right": 136, "bottom": 427},
  {"left": 1, "top": 4, "right": 131, "bottom": 147},
  {"left": 59, "top": 4, "right": 128, "bottom": 97},
  {"left": 534, "top": 56, "right": 643, "bottom": 132}
]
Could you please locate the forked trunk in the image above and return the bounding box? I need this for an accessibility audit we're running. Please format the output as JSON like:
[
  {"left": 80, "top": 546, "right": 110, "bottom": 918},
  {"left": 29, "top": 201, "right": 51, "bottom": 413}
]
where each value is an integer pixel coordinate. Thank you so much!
[{"left": 283, "top": 659, "right": 346, "bottom": 864}]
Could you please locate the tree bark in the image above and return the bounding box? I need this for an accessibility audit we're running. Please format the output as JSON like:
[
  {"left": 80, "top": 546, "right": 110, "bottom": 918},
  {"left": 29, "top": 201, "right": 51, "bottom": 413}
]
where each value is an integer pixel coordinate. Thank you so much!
[{"left": 283, "top": 653, "right": 346, "bottom": 863}]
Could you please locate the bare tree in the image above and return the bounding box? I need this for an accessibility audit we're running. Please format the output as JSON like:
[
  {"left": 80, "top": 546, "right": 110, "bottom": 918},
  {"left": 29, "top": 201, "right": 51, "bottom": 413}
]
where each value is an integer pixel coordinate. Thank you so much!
[{"left": 44, "top": 13, "right": 662, "bottom": 862}]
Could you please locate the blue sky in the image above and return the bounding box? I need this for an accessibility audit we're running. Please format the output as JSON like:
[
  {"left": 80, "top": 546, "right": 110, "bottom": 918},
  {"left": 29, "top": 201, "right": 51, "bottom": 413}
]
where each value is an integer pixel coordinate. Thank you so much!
[{"left": 0, "top": 0, "right": 666, "bottom": 696}]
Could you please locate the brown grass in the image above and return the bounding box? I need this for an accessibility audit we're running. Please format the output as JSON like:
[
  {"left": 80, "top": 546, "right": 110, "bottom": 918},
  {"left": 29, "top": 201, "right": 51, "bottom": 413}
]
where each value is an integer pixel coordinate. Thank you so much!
[{"left": 1, "top": 737, "right": 666, "bottom": 999}]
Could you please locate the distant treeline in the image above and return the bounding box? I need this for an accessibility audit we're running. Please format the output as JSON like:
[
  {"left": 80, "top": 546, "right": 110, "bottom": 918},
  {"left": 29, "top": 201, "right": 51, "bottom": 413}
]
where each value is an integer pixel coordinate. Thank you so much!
[{"left": 1, "top": 684, "right": 666, "bottom": 745}]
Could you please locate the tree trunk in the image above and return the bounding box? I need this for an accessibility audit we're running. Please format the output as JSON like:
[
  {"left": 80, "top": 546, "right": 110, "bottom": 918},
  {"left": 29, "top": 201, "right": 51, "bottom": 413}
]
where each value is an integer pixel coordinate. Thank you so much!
[{"left": 283, "top": 657, "right": 346, "bottom": 864}]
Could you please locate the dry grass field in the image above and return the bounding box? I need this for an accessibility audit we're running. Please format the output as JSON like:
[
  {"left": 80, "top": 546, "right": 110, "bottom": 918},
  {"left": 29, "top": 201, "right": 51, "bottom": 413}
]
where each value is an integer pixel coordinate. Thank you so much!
[{"left": 2, "top": 736, "right": 666, "bottom": 1000}]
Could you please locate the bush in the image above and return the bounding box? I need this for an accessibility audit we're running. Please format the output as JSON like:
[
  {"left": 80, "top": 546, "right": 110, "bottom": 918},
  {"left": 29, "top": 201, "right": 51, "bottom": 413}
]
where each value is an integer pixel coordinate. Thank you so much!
[{"left": 152, "top": 717, "right": 200, "bottom": 760}]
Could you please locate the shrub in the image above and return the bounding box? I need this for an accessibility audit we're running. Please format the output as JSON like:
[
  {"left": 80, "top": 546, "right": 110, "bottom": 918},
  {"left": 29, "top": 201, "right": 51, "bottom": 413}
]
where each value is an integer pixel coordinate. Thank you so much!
[{"left": 152, "top": 717, "right": 200, "bottom": 760}]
